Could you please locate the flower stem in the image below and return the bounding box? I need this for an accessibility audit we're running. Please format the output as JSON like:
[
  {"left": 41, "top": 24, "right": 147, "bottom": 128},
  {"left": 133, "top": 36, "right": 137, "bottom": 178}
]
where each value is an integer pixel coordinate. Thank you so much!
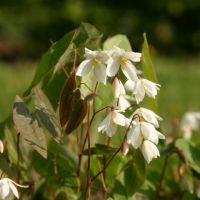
[
  {"left": 17, "top": 132, "right": 20, "bottom": 184},
  {"left": 84, "top": 104, "right": 91, "bottom": 200}
]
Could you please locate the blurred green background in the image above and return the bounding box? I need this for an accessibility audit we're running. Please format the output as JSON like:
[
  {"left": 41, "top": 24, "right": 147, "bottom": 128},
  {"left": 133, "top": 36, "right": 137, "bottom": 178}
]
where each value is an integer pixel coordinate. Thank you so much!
[{"left": 0, "top": 0, "right": 200, "bottom": 132}]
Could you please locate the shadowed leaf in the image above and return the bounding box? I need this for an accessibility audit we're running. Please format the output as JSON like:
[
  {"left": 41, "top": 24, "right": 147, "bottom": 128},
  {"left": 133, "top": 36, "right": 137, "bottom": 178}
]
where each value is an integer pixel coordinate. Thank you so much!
[
  {"left": 13, "top": 95, "right": 47, "bottom": 159},
  {"left": 34, "top": 87, "right": 61, "bottom": 142}
]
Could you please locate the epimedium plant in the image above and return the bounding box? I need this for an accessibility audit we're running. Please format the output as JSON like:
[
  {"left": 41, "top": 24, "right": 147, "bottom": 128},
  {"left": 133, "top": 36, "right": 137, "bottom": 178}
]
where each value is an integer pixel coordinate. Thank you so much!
[{"left": 1, "top": 23, "right": 200, "bottom": 200}]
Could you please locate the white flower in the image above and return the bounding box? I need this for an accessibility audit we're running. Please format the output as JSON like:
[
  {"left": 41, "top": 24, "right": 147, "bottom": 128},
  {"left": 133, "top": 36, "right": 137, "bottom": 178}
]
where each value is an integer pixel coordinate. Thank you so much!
[
  {"left": 112, "top": 77, "right": 131, "bottom": 111},
  {"left": 125, "top": 78, "right": 160, "bottom": 103},
  {"left": 0, "top": 139, "right": 3, "bottom": 153},
  {"left": 107, "top": 46, "right": 141, "bottom": 81},
  {"left": 127, "top": 121, "right": 165, "bottom": 148},
  {"left": 98, "top": 109, "right": 130, "bottom": 137},
  {"left": 141, "top": 140, "right": 160, "bottom": 163},
  {"left": 132, "top": 107, "right": 162, "bottom": 128},
  {"left": 76, "top": 48, "right": 109, "bottom": 84},
  {"left": 180, "top": 112, "right": 200, "bottom": 139},
  {"left": 0, "top": 178, "right": 29, "bottom": 199}
]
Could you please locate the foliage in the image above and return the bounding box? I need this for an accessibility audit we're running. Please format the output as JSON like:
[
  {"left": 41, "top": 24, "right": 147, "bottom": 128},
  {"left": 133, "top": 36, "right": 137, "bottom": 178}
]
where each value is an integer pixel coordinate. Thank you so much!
[{"left": 0, "top": 23, "right": 200, "bottom": 200}]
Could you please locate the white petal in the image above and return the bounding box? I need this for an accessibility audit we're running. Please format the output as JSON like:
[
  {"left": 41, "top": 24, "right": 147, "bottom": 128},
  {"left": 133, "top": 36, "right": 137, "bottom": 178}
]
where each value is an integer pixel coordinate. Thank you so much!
[
  {"left": 98, "top": 51, "right": 110, "bottom": 63},
  {"left": 106, "top": 122, "right": 117, "bottom": 137},
  {"left": 98, "top": 113, "right": 112, "bottom": 132},
  {"left": 118, "top": 96, "right": 131, "bottom": 112},
  {"left": 112, "top": 111, "right": 127, "bottom": 126},
  {"left": 107, "top": 58, "right": 120, "bottom": 77},
  {"left": 134, "top": 79, "right": 145, "bottom": 103},
  {"left": 141, "top": 140, "right": 160, "bottom": 163},
  {"left": 0, "top": 180, "right": 10, "bottom": 199},
  {"left": 142, "top": 79, "right": 160, "bottom": 98},
  {"left": 127, "top": 125, "right": 143, "bottom": 148},
  {"left": 140, "top": 122, "right": 159, "bottom": 144},
  {"left": 94, "top": 63, "right": 107, "bottom": 84},
  {"left": 76, "top": 59, "right": 93, "bottom": 77},
  {"left": 124, "top": 51, "right": 142, "bottom": 62},
  {"left": 8, "top": 182, "right": 19, "bottom": 199},
  {"left": 0, "top": 139, "right": 4, "bottom": 153},
  {"left": 121, "top": 61, "right": 138, "bottom": 81},
  {"left": 124, "top": 79, "right": 135, "bottom": 91},
  {"left": 156, "top": 130, "right": 165, "bottom": 140},
  {"left": 134, "top": 107, "right": 162, "bottom": 128},
  {"left": 84, "top": 48, "right": 97, "bottom": 59}
]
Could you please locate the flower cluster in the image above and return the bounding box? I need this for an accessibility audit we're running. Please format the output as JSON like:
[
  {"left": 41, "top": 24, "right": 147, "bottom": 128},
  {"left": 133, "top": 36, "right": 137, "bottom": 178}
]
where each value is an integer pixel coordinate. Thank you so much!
[{"left": 76, "top": 46, "right": 164, "bottom": 163}]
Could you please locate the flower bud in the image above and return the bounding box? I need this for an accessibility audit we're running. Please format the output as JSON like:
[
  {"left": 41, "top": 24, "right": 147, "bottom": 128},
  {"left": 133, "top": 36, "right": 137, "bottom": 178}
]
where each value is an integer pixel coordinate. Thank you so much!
[{"left": 0, "top": 139, "right": 4, "bottom": 153}]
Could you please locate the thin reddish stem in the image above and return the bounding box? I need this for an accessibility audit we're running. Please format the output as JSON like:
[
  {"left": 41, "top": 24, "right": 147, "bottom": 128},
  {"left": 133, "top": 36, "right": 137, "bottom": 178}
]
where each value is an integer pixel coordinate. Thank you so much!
[
  {"left": 84, "top": 104, "right": 91, "bottom": 200},
  {"left": 17, "top": 132, "right": 20, "bottom": 184}
]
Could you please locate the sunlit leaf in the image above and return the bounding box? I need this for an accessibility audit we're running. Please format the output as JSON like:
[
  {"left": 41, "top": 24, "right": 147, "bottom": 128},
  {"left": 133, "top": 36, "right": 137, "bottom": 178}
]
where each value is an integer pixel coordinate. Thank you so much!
[
  {"left": 13, "top": 95, "right": 47, "bottom": 158},
  {"left": 141, "top": 33, "right": 158, "bottom": 110},
  {"left": 4, "top": 126, "right": 17, "bottom": 164},
  {"left": 103, "top": 34, "right": 132, "bottom": 51}
]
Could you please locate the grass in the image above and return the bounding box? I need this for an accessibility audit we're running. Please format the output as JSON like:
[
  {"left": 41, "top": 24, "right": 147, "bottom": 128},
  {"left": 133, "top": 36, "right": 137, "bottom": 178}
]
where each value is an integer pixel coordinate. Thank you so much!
[
  {"left": 0, "top": 57, "right": 200, "bottom": 129},
  {"left": 0, "top": 62, "right": 35, "bottom": 122}
]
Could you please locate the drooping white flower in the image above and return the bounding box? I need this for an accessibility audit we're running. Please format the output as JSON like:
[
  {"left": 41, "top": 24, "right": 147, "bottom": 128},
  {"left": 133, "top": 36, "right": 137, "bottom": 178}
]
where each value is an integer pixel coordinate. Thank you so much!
[
  {"left": 180, "top": 112, "right": 200, "bottom": 139},
  {"left": 98, "top": 109, "right": 130, "bottom": 137},
  {"left": 127, "top": 121, "right": 165, "bottom": 148},
  {"left": 0, "top": 139, "right": 3, "bottom": 153},
  {"left": 107, "top": 46, "right": 141, "bottom": 81},
  {"left": 132, "top": 107, "right": 162, "bottom": 128},
  {"left": 141, "top": 140, "right": 160, "bottom": 163},
  {"left": 125, "top": 78, "right": 160, "bottom": 103},
  {"left": 112, "top": 77, "right": 131, "bottom": 111},
  {"left": 76, "top": 48, "right": 109, "bottom": 84},
  {"left": 0, "top": 178, "right": 29, "bottom": 199}
]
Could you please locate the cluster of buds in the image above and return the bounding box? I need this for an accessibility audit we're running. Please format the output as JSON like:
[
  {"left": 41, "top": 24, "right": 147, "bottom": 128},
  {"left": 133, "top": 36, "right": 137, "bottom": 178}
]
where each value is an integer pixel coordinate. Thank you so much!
[{"left": 76, "top": 46, "right": 165, "bottom": 163}]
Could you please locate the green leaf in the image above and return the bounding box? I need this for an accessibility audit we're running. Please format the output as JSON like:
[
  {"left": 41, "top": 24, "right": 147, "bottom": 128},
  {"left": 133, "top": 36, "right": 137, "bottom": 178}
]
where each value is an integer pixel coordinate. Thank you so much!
[
  {"left": 34, "top": 87, "right": 61, "bottom": 142},
  {"left": 103, "top": 34, "right": 132, "bottom": 51},
  {"left": 141, "top": 33, "right": 158, "bottom": 110},
  {"left": 142, "top": 33, "right": 158, "bottom": 82},
  {"left": 13, "top": 95, "right": 47, "bottom": 159},
  {"left": 83, "top": 144, "right": 118, "bottom": 156},
  {"left": 124, "top": 150, "right": 146, "bottom": 196},
  {"left": 4, "top": 126, "right": 17, "bottom": 164},
  {"left": 59, "top": 72, "right": 76, "bottom": 127},
  {"left": 65, "top": 96, "right": 87, "bottom": 134},
  {"left": 24, "top": 23, "right": 102, "bottom": 96},
  {"left": 32, "top": 139, "right": 77, "bottom": 187},
  {"left": 175, "top": 138, "right": 200, "bottom": 174}
]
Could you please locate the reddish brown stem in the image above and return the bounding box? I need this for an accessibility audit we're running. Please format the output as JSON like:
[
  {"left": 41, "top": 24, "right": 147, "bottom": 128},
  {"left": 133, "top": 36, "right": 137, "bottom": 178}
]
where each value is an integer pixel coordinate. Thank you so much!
[
  {"left": 76, "top": 129, "right": 82, "bottom": 188},
  {"left": 17, "top": 132, "right": 20, "bottom": 184},
  {"left": 84, "top": 104, "right": 91, "bottom": 200}
]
